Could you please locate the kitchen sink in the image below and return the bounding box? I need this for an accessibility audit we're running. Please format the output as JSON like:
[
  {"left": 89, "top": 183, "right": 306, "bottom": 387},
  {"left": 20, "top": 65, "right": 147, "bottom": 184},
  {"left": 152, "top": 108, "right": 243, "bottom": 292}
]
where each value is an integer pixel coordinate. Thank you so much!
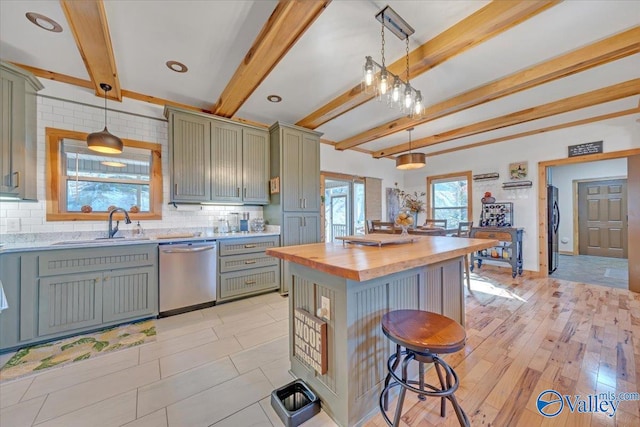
[{"left": 51, "top": 237, "right": 150, "bottom": 245}]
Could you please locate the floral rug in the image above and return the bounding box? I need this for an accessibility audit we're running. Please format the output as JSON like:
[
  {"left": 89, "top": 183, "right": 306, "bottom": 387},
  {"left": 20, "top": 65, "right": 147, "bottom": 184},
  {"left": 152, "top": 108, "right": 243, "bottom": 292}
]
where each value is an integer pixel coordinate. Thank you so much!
[{"left": 0, "top": 319, "right": 156, "bottom": 382}]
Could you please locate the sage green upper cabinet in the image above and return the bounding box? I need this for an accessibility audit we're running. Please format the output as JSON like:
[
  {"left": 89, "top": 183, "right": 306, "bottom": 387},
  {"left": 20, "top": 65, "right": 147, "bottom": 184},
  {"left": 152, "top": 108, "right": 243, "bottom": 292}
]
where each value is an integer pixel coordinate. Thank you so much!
[
  {"left": 280, "top": 126, "right": 320, "bottom": 211},
  {"left": 169, "top": 111, "right": 212, "bottom": 202},
  {"left": 242, "top": 128, "right": 270, "bottom": 203},
  {"left": 211, "top": 121, "right": 243, "bottom": 202},
  {"left": 165, "top": 106, "right": 269, "bottom": 204},
  {"left": 0, "top": 62, "right": 43, "bottom": 201}
]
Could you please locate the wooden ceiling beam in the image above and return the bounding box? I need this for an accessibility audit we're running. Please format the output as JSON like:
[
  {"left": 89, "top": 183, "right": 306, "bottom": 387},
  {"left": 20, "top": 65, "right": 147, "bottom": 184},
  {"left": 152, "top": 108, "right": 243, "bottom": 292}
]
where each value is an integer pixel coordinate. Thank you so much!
[
  {"left": 373, "top": 79, "right": 640, "bottom": 158},
  {"left": 60, "top": 0, "right": 121, "bottom": 100},
  {"left": 212, "top": 0, "right": 330, "bottom": 117},
  {"left": 295, "top": 0, "right": 559, "bottom": 130},
  {"left": 336, "top": 26, "right": 640, "bottom": 151},
  {"left": 424, "top": 108, "right": 640, "bottom": 158}
]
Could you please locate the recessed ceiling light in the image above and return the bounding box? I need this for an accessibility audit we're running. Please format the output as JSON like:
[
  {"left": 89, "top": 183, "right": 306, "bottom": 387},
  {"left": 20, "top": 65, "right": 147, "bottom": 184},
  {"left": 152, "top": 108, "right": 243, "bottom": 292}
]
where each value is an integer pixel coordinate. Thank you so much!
[
  {"left": 166, "top": 60, "right": 188, "bottom": 73},
  {"left": 267, "top": 95, "right": 282, "bottom": 103},
  {"left": 26, "top": 12, "right": 62, "bottom": 32}
]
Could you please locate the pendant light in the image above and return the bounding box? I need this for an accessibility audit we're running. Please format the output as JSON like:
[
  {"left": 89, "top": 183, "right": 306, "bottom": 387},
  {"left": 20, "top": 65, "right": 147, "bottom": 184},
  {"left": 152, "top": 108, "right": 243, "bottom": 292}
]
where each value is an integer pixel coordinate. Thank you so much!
[
  {"left": 87, "top": 83, "right": 123, "bottom": 154},
  {"left": 396, "top": 127, "right": 425, "bottom": 170}
]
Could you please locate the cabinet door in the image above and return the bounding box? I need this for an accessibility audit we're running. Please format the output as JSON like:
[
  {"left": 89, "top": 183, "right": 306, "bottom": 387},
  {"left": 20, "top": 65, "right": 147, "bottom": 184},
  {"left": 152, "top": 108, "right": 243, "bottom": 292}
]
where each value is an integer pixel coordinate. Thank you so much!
[
  {"left": 283, "top": 213, "right": 303, "bottom": 246},
  {"left": 38, "top": 272, "right": 103, "bottom": 336},
  {"left": 282, "top": 128, "right": 303, "bottom": 211},
  {"left": 211, "top": 121, "right": 243, "bottom": 202},
  {"left": 301, "top": 133, "right": 320, "bottom": 211},
  {"left": 301, "top": 213, "right": 321, "bottom": 244},
  {"left": 242, "top": 128, "right": 269, "bottom": 204},
  {"left": 171, "top": 112, "right": 211, "bottom": 201},
  {"left": 103, "top": 266, "right": 157, "bottom": 322},
  {"left": 0, "top": 69, "right": 26, "bottom": 195}
]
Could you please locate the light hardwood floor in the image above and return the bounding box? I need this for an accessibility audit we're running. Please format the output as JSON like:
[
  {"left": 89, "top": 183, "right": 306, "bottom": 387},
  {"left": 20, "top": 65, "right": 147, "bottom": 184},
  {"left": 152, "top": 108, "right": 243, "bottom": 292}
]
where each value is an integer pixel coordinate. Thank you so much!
[{"left": 1, "top": 269, "right": 638, "bottom": 426}]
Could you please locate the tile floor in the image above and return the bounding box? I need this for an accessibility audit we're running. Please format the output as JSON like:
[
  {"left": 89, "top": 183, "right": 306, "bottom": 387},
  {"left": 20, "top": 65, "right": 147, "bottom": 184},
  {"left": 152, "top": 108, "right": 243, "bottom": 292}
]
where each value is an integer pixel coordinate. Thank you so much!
[
  {"left": 552, "top": 254, "right": 629, "bottom": 289},
  {"left": 0, "top": 291, "right": 337, "bottom": 427}
]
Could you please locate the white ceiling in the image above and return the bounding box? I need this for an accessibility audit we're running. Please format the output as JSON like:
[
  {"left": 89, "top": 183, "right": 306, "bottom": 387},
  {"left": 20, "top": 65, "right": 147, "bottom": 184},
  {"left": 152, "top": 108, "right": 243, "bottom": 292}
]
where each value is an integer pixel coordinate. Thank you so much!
[{"left": 1, "top": 0, "right": 638, "bottom": 159}]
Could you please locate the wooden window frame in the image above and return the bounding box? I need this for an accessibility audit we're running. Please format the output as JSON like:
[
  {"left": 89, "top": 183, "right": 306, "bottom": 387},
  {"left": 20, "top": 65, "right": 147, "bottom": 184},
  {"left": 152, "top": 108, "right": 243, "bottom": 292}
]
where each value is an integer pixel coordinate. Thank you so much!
[
  {"left": 426, "top": 171, "right": 473, "bottom": 227},
  {"left": 46, "top": 127, "right": 162, "bottom": 221}
]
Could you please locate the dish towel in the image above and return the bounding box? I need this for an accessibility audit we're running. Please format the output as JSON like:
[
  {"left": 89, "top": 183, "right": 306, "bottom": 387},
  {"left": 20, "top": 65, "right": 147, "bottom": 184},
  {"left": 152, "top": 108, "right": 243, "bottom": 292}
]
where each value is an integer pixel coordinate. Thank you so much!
[{"left": 0, "top": 280, "right": 8, "bottom": 313}]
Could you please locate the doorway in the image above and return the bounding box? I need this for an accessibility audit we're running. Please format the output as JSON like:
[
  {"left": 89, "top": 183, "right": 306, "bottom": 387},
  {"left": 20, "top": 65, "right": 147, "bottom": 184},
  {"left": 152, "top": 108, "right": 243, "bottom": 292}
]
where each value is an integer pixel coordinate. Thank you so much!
[
  {"left": 322, "top": 174, "right": 365, "bottom": 242},
  {"left": 539, "top": 149, "right": 640, "bottom": 292}
]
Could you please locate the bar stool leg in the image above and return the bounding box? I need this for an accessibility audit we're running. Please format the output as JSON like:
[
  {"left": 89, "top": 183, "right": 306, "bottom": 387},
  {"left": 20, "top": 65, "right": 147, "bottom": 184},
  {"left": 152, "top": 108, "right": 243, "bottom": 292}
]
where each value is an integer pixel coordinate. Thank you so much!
[
  {"left": 383, "top": 344, "right": 402, "bottom": 411},
  {"left": 392, "top": 354, "right": 412, "bottom": 426},
  {"left": 434, "top": 362, "right": 447, "bottom": 417},
  {"left": 418, "top": 361, "right": 426, "bottom": 401}
]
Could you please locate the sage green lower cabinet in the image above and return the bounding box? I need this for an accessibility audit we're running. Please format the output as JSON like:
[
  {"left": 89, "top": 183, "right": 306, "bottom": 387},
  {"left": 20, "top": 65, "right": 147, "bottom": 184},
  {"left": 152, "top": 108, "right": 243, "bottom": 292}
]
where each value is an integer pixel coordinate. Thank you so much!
[
  {"left": 281, "top": 213, "right": 321, "bottom": 294},
  {"left": 0, "top": 244, "right": 158, "bottom": 352},
  {"left": 218, "top": 236, "right": 280, "bottom": 302}
]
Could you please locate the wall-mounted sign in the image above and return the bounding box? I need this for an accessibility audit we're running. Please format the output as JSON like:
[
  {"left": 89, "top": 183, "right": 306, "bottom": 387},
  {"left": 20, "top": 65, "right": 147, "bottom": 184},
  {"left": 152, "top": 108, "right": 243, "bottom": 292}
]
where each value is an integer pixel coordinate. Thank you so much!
[
  {"left": 294, "top": 308, "right": 327, "bottom": 374},
  {"left": 568, "top": 141, "right": 603, "bottom": 158},
  {"left": 270, "top": 177, "right": 280, "bottom": 194}
]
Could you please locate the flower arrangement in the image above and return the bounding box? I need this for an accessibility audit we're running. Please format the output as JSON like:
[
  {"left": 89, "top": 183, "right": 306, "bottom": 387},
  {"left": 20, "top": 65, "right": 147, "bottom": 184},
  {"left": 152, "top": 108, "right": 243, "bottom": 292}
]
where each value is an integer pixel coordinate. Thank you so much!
[{"left": 393, "top": 183, "right": 426, "bottom": 214}]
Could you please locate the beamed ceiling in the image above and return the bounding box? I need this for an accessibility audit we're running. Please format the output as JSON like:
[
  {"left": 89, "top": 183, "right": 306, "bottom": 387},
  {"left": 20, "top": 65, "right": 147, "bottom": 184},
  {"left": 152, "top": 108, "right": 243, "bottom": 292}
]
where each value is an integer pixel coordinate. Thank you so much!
[{"left": 1, "top": 0, "right": 638, "bottom": 163}]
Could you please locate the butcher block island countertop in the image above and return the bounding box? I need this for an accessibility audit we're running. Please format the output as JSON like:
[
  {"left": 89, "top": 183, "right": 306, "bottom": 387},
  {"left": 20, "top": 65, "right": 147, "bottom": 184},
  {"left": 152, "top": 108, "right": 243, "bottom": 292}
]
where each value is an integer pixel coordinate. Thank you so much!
[
  {"left": 265, "top": 234, "right": 498, "bottom": 282},
  {"left": 266, "top": 234, "right": 499, "bottom": 427}
]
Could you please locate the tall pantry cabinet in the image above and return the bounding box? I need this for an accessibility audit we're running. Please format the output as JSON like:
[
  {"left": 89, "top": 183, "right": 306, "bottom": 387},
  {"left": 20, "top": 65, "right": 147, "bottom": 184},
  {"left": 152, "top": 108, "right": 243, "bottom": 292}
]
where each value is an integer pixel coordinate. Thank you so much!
[{"left": 264, "top": 122, "right": 322, "bottom": 294}]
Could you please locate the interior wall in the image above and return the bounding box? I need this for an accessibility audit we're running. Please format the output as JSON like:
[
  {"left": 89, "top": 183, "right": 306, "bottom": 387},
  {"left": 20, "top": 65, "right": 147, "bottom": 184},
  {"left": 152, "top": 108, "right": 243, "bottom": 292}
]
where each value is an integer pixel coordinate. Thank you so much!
[
  {"left": 550, "top": 158, "right": 627, "bottom": 254},
  {"left": 402, "top": 116, "right": 640, "bottom": 272}
]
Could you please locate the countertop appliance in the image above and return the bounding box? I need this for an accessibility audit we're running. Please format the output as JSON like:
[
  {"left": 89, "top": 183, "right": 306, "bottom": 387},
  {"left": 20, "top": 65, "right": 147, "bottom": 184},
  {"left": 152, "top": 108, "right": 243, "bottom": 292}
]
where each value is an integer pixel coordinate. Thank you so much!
[
  {"left": 547, "top": 185, "right": 560, "bottom": 274},
  {"left": 159, "top": 240, "right": 217, "bottom": 316}
]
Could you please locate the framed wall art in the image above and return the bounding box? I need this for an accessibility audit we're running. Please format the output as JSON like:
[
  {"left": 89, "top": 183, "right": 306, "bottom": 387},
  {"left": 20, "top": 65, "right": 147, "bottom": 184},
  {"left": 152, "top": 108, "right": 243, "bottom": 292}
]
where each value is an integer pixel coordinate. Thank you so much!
[{"left": 509, "top": 161, "right": 528, "bottom": 180}]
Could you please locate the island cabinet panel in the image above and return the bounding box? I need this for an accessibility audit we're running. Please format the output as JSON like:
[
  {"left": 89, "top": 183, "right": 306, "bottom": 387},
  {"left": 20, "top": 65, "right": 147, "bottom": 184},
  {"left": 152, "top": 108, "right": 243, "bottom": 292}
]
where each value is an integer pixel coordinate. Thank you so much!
[
  {"left": 211, "top": 121, "right": 243, "bottom": 202},
  {"left": 288, "top": 258, "right": 464, "bottom": 427},
  {"left": 0, "top": 244, "right": 158, "bottom": 352},
  {"left": 170, "top": 111, "right": 212, "bottom": 202}
]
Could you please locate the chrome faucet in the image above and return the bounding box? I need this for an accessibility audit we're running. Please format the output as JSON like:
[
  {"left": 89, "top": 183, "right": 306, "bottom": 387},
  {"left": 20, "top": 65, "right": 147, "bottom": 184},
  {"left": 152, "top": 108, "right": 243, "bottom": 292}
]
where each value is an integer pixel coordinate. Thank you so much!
[{"left": 108, "top": 207, "right": 132, "bottom": 238}]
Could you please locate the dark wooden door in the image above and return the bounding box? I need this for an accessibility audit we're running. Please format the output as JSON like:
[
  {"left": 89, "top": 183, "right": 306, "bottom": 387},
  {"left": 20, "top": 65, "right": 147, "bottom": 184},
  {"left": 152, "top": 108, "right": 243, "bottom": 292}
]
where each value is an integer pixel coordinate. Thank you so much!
[{"left": 578, "top": 179, "right": 627, "bottom": 258}]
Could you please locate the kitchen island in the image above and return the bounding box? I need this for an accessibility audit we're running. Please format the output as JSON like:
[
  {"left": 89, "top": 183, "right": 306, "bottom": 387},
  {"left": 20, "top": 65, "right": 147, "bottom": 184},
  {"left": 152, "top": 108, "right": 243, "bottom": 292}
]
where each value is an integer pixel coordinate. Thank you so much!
[{"left": 266, "top": 235, "right": 497, "bottom": 426}]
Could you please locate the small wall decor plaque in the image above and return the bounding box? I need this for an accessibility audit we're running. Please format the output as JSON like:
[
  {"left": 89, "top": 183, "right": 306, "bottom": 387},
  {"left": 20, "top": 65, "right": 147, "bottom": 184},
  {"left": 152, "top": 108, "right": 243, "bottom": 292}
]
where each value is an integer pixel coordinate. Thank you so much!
[
  {"left": 568, "top": 141, "right": 603, "bottom": 158},
  {"left": 269, "top": 177, "right": 280, "bottom": 194},
  {"left": 293, "top": 308, "right": 327, "bottom": 374},
  {"left": 509, "top": 161, "right": 528, "bottom": 180}
]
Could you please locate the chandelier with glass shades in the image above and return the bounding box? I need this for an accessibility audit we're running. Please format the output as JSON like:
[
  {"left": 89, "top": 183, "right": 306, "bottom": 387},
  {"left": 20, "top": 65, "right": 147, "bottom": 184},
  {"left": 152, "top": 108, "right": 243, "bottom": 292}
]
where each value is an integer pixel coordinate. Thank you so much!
[{"left": 362, "top": 5, "right": 423, "bottom": 118}]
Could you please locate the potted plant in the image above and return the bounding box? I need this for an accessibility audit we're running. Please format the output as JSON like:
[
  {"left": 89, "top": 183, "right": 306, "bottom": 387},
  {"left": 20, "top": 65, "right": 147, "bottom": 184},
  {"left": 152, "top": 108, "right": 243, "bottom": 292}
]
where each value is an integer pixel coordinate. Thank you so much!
[{"left": 393, "top": 183, "right": 425, "bottom": 228}]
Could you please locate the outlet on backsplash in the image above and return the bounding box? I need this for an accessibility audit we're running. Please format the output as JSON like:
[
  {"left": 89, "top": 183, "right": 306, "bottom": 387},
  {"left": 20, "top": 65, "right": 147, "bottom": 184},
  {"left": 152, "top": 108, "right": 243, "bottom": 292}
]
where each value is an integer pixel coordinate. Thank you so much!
[{"left": 7, "top": 218, "right": 21, "bottom": 232}]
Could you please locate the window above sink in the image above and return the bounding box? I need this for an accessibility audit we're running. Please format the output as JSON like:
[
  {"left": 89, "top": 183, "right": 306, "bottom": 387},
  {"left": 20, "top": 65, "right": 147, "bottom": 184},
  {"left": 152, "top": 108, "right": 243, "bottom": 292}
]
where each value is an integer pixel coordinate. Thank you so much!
[{"left": 45, "top": 127, "right": 163, "bottom": 221}]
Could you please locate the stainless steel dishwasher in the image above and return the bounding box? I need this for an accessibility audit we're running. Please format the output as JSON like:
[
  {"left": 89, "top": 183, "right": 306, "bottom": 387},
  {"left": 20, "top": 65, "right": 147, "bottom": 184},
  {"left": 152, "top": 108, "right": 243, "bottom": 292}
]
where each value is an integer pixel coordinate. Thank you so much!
[{"left": 159, "top": 240, "right": 217, "bottom": 316}]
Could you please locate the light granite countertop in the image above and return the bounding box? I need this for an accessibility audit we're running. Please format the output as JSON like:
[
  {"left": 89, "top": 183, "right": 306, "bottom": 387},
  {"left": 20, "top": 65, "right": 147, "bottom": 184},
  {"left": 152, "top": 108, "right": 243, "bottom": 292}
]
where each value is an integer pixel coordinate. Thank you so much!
[{"left": 0, "top": 231, "right": 280, "bottom": 253}]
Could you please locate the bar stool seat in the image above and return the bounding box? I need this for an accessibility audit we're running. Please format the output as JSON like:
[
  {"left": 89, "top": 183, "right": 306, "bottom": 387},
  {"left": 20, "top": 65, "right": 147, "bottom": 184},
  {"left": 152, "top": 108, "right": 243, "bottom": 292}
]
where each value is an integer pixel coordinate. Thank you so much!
[{"left": 379, "top": 310, "right": 470, "bottom": 427}]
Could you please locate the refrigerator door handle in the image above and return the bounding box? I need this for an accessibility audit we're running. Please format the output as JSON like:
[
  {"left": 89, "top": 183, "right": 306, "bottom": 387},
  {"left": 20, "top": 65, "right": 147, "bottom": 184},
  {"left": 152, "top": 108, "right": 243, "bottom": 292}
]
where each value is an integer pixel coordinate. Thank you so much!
[{"left": 553, "top": 201, "right": 560, "bottom": 233}]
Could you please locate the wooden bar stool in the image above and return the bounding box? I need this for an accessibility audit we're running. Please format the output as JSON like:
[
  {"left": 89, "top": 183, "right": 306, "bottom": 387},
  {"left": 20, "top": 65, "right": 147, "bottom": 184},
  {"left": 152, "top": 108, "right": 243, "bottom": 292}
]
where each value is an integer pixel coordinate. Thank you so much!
[{"left": 379, "top": 310, "right": 470, "bottom": 427}]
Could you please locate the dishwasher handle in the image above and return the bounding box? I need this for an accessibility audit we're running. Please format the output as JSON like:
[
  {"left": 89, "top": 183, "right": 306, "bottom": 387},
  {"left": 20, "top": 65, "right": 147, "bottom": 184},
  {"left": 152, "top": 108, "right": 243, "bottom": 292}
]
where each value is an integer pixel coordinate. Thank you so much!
[{"left": 161, "top": 246, "right": 215, "bottom": 254}]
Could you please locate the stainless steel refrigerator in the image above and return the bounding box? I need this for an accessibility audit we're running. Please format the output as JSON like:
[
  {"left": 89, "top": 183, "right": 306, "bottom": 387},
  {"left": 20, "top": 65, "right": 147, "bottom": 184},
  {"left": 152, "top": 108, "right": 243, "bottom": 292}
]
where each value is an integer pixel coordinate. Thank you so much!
[{"left": 547, "top": 185, "right": 560, "bottom": 274}]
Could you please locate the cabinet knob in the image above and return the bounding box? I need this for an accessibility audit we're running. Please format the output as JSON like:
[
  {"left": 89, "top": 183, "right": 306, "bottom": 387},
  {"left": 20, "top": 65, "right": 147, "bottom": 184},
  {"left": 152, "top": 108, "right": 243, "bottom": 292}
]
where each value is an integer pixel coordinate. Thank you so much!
[
  {"left": 244, "top": 260, "right": 256, "bottom": 264},
  {"left": 244, "top": 280, "right": 257, "bottom": 285},
  {"left": 244, "top": 244, "right": 257, "bottom": 248},
  {"left": 174, "top": 183, "right": 178, "bottom": 195},
  {"left": 12, "top": 172, "right": 19, "bottom": 189},
  {"left": 102, "top": 276, "right": 109, "bottom": 281}
]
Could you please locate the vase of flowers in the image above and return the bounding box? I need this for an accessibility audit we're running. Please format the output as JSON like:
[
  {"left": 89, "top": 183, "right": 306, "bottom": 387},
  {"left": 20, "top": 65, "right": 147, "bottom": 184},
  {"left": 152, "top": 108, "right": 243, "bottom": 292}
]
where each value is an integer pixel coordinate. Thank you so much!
[
  {"left": 481, "top": 191, "right": 495, "bottom": 204},
  {"left": 393, "top": 183, "right": 425, "bottom": 229}
]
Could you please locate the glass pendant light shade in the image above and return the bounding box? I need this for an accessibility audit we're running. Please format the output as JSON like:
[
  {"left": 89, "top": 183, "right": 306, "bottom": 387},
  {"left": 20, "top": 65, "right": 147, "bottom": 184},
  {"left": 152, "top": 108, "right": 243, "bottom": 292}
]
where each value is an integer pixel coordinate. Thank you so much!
[{"left": 87, "top": 83, "right": 123, "bottom": 154}]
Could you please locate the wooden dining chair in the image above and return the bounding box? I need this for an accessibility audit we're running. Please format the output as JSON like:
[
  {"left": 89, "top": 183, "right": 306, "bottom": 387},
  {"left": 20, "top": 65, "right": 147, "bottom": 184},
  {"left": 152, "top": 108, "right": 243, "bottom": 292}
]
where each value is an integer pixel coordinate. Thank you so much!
[
  {"left": 369, "top": 220, "right": 396, "bottom": 234},
  {"left": 423, "top": 219, "right": 447, "bottom": 229},
  {"left": 452, "top": 221, "right": 474, "bottom": 290}
]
